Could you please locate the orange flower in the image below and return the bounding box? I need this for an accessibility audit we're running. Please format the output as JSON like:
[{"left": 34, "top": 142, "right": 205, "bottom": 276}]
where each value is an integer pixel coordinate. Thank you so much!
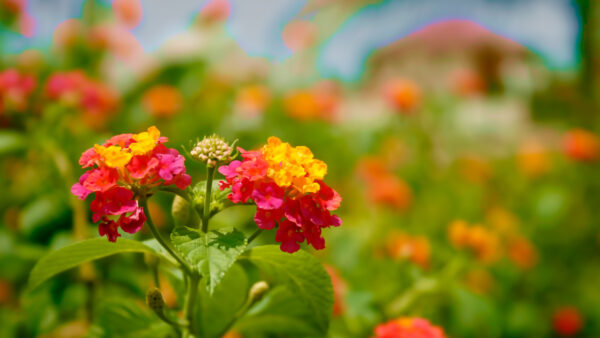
[
  {"left": 386, "top": 232, "right": 430, "bottom": 269},
  {"left": 518, "top": 140, "right": 550, "bottom": 177},
  {"left": 235, "top": 84, "right": 270, "bottom": 118},
  {"left": 564, "top": 129, "right": 599, "bottom": 162},
  {"left": 357, "top": 157, "right": 412, "bottom": 211},
  {"left": 112, "top": 0, "right": 142, "bottom": 29},
  {"left": 448, "top": 220, "right": 501, "bottom": 264},
  {"left": 383, "top": 78, "right": 422, "bottom": 114},
  {"left": 507, "top": 236, "right": 537, "bottom": 269},
  {"left": 552, "top": 307, "right": 583, "bottom": 336},
  {"left": 283, "top": 82, "right": 340, "bottom": 122},
  {"left": 324, "top": 265, "right": 347, "bottom": 317},
  {"left": 142, "top": 85, "right": 183, "bottom": 118}
]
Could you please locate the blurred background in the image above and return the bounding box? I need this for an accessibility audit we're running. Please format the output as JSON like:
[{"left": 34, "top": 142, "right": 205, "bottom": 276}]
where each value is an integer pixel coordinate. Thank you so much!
[{"left": 1, "top": 0, "right": 599, "bottom": 337}]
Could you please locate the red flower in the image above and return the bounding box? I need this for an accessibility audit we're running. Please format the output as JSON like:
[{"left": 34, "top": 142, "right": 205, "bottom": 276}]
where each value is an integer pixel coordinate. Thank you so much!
[
  {"left": 553, "top": 307, "right": 583, "bottom": 336},
  {"left": 374, "top": 317, "right": 446, "bottom": 338}
]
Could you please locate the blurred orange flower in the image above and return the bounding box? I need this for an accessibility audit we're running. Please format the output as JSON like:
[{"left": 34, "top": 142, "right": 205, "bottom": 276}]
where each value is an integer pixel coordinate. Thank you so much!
[
  {"left": 448, "top": 220, "right": 501, "bottom": 264},
  {"left": 383, "top": 78, "right": 422, "bottom": 114},
  {"left": 517, "top": 140, "right": 550, "bottom": 177},
  {"left": 235, "top": 84, "right": 270, "bottom": 118},
  {"left": 564, "top": 129, "right": 599, "bottom": 162},
  {"left": 507, "top": 236, "right": 537, "bottom": 270},
  {"left": 357, "top": 157, "right": 412, "bottom": 211},
  {"left": 283, "top": 81, "right": 340, "bottom": 122},
  {"left": 112, "top": 0, "right": 142, "bottom": 29},
  {"left": 142, "top": 85, "right": 183, "bottom": 118},
  {"left": 386, "top": 232, "right": 430, "bottom": 269},
  {"left": 552, "top": 306, "right": 583, "bottom": 336}
]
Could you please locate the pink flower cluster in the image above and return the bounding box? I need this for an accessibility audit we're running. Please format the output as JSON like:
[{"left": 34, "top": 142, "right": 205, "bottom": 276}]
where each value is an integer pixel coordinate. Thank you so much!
[
  {"left": 0, "top": 68, "right": 35, "bottom": 114},
  {"left": 45, "top": 70, "right": 118, "bottom": 125},
  {"left": 72, "top": 126, "right": 191, "bottom": 241},
  {"left": 218, "top": 138, "right": 342, "bottom": 253}
]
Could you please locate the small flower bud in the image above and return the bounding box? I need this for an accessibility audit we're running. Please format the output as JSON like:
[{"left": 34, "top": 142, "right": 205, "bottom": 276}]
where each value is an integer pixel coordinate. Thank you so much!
[
  {"left": 171, "top": 195, "right": 190, "bottom": 226},
  {"left": 190, "top": 134, "right": 234, "bottom": 167},
  {"left": 249, "top": 281, "right": 269, "bottom": 303},
  {"left": 146, "top": 288, "right": 165, "bottom": 312}
]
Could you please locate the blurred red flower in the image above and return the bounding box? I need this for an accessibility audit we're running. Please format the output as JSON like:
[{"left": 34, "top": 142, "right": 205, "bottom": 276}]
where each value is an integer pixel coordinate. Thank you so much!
[
  {"left": 553, "top": 306, "right": 583, "bottom": 336},
  {"left": 564, "top": 129, "right": 599, "bottom": 162},
  {"left": 374, "top": 317, "right": 446, "bottom": 338}
]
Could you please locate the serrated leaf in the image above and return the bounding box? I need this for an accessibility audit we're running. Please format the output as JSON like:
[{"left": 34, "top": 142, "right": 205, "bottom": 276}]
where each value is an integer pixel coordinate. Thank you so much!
[
  {"left": 234, "top": 286, "right": 320, "bottom": 337},
  {"left": 28, "top": 238, "right": 159, "bottom": 290},
  {"left": 242, "top": 245, "right": 334, "bottom": 334},
  {"left": 171, "top": 227, "right": 247, "bottom": 294},
  {"left": 89, "top": 298, "right": 174, "bottom": 338},
  {"left": 197, "top": 264, "right": 248, "bottom": 338}
]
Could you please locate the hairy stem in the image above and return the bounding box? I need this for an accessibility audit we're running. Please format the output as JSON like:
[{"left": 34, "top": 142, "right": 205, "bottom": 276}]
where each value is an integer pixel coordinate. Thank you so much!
[
  {"left": 140, "top": 198, "right": 193, "bottom": 276},
  {"left": 201, "top": 166, "right": 216, "bottom": 233},
  {"left": 183, "top": 273, "right": 200, "bottom": 337}
]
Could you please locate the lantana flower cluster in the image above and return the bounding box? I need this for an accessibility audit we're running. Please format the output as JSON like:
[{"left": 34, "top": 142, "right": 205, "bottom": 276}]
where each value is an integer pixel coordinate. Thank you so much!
[
  {"left": 71, "top": 126, "right": 191, "bottom": 241},
  {"left": 45, "top": 70, "right": 118, "bottom": 125},
  {"left": 374, "top": 317, "right": 446, "bottom": 338},
  {"left": 218, "top": 137, "right": 342, "bottom": 253},
  {"left": 0, "top": 68, "right": 35, "bottom": 115}
]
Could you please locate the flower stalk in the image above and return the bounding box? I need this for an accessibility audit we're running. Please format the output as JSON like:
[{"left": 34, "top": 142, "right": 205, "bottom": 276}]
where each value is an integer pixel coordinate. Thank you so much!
[{"left": 140, "top": 198, "right": 193, "bottom": 276}]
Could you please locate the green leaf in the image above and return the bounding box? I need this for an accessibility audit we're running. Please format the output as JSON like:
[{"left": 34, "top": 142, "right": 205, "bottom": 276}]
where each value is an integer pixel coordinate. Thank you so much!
[
  {"left": 28, "top": 238, "right": 159, "bottom": 290},
  {"left": 197, "top": 263, "right": 248, "bottom": 338},
  {"left": 171, "top": 227, "right": 247, "bottom": 294},
  {"left": 242, "top": 245, "right": 334, "bottom": 335},
  {"left": 89, "top": 298, "right": 174, "bottom": 338},
  {"left": 234, "top": 286, "right": 321, "bottom": 337},
  {"left": 0, "top": 130, "right": 27, "bottom": 155}
]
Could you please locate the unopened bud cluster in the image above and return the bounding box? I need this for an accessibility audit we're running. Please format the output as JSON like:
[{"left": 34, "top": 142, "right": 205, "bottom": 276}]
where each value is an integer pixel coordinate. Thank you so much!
[{"left": 191, "top": 134, "right": 234, "bottom": 167}]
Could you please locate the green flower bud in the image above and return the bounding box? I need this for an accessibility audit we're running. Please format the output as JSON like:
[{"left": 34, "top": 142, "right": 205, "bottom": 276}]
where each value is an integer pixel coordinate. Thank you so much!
[
  {"left": 190, "top": 134, "right": 234, "bottom": 167},
  {"left": 249, "top": 281, "right": 269, "bottom": 303}
]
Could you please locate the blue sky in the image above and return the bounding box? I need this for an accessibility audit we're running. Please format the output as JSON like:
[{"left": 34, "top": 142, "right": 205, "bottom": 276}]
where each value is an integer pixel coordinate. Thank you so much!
[{"left": 2, "top": 0, "right": 581, "bottom": 81}]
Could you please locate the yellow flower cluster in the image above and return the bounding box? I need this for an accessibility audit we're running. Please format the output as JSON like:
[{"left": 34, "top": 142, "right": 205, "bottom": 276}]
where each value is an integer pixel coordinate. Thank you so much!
[
  {"left": 94, "top": 126, "right": 161, "bottom": 168},
  {"left": 261, "top": 136, "right": 327, "bottom": 194}
]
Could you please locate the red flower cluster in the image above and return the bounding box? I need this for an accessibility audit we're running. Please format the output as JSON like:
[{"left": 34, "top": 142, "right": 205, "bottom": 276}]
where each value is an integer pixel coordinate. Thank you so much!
[
  {"left": 218, "top": 137, "right": 342, "bottom": 253},
  {"left": 0, "top": 68, "right": 35, "bottom": 114},
  {"left": 45, "top": 70, "right": 118, "bottom": 125},
  {"left": 374, "top": 317, "right": 446, "bottom": 338},
  {"left": 72, "top": 126, "right": 191, "bottom": 241}
]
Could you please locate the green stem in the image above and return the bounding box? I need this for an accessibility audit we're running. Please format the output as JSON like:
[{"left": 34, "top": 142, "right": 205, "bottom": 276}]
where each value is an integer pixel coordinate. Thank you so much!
[
  {"left": 202, "top": 166, "right": 216, "bottom": 233},
  {"left": 140, "top": 198, "right": 193, "bottom": 276},
  {"left": 247, "top": 229, "right": 263, "bottom": 244},
  {"left": 183, "top": 274, "right": 200, "bottom": 337}
]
